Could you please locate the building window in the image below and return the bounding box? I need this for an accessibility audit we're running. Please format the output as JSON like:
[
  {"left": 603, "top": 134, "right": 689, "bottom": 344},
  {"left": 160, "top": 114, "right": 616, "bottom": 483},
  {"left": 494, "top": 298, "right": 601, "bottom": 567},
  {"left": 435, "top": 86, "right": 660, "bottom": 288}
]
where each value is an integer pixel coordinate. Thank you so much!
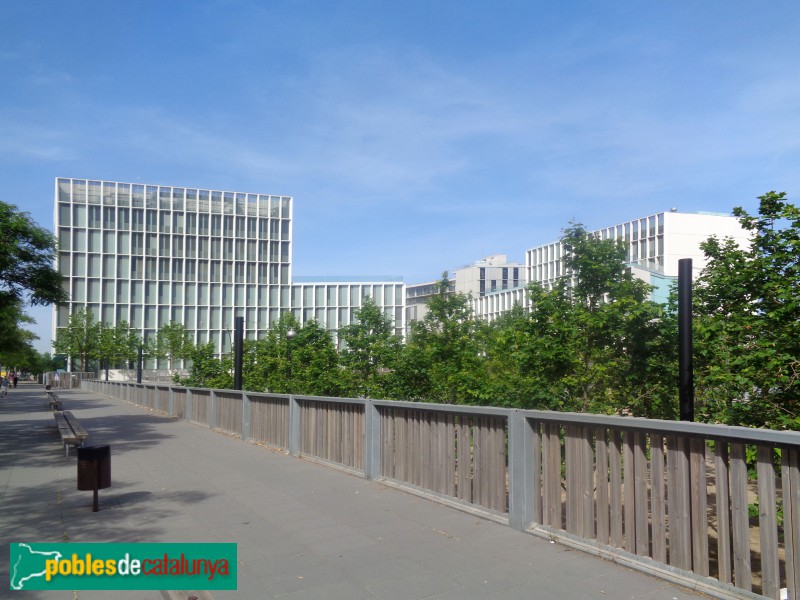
[
  {"left": 114, "top": 184, "right": 129, "bottom": 207},
  {"left": 132, "top": 209, "right": 144, "bottom": 231}
]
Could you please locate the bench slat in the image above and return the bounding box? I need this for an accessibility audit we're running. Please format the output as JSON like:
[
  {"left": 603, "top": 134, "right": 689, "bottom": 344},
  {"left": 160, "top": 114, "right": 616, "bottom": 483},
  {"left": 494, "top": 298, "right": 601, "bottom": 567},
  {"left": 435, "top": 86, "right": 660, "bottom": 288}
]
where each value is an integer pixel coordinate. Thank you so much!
[
  {"left": 48, "top": 391, "right": 63, "bottom": 410},
  {"left": 54, "top": 412, "right": 77, "bottom": 443},
  {"left": 53, "top": 411, "right": 88, "bottom": 457},
  {"left": 63, "top": 411, "right": 89, "bottom": 439}
]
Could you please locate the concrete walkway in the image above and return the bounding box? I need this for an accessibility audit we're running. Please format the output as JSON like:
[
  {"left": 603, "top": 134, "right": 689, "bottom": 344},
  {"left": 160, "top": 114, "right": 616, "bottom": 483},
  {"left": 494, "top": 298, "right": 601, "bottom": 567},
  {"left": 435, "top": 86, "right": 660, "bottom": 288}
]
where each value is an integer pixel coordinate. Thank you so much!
[{"left": 1, "top": 385, "right": 706, "bottom": 599}]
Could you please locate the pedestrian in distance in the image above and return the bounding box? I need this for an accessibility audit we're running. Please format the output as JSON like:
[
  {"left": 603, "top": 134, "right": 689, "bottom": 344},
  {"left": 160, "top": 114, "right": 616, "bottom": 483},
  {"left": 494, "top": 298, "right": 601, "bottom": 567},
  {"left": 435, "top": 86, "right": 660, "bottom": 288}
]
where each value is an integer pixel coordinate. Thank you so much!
[{"left": 1, "top": 377, "right": 9, "bottom": 398}]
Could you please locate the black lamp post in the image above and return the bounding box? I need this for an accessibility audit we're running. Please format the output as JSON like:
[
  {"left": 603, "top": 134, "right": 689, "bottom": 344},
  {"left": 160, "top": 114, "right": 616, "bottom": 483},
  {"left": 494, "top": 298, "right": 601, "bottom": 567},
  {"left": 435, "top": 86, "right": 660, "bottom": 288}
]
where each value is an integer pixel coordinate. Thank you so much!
[
  {"left": 678, "top": 258, "right": 694, "bottom": 422},
  {"left": 233, "top": 316, "right": 244, "bottom": 390},
  {"left": 286, "top": 328, "right": 296, "bottom": 394}
]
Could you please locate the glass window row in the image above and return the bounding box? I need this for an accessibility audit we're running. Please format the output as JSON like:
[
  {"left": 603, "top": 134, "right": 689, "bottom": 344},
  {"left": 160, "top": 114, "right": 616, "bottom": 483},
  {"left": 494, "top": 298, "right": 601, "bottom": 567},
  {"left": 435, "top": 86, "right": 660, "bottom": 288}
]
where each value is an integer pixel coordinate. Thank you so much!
[
  {"left": 59, "top": 278, "right": 403, "bottom": 310},
  {"left": 58, "top": 179, "right": 290, "bottom": 218},
  {"left": 58, "top": 205, "right": 290, "bottom": 240},
  {"left": 59, "top": 235, "right": 290, "bottom": 261},
  {"left": 60, "top": 254, "right": 290, "bottom": 284}
]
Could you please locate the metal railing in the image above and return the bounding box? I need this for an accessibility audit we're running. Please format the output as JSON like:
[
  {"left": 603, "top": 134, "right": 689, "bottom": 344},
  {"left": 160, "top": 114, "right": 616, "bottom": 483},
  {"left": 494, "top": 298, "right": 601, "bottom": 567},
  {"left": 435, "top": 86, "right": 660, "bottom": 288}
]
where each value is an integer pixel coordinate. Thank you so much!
[{"left": 83, "top": 379, "right": 800, "bottom": 600}]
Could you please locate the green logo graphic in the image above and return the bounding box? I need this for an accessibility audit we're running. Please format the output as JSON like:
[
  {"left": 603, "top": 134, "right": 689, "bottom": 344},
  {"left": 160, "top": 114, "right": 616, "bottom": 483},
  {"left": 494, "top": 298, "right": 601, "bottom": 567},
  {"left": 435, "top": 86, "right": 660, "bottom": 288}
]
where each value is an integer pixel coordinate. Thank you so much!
[
  {"left": 10, "top": 543, "right": 63, "bottom": 590},
  {"left": 9, "top": 543, "right": 237, "bottom": 590}
]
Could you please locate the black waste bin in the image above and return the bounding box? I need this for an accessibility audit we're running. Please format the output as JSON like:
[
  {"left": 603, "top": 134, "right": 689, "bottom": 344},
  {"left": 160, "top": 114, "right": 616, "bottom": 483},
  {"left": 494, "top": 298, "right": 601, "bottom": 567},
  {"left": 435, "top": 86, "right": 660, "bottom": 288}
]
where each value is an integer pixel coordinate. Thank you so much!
[{"left": 77, "top": 445, "right": 111, "bottom": 491}]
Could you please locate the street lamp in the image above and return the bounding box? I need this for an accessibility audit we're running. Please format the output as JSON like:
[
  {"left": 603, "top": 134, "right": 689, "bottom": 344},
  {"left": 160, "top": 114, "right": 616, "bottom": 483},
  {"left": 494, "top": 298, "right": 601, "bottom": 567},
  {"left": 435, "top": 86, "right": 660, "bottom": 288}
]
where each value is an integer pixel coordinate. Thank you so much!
[{"left": 286, "top": 328, "right": 296, "bottom": 394}]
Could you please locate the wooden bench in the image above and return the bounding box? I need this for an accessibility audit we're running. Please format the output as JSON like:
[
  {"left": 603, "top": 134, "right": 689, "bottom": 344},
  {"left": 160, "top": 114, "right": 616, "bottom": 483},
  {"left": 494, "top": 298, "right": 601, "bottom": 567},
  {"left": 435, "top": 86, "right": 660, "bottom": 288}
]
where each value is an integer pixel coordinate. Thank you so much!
[
  {"left": 53, "top": 411, "right": 89, "bottom": 457},
  {"left": 47, "top": 391, "right": 62, "bottom": 411}
]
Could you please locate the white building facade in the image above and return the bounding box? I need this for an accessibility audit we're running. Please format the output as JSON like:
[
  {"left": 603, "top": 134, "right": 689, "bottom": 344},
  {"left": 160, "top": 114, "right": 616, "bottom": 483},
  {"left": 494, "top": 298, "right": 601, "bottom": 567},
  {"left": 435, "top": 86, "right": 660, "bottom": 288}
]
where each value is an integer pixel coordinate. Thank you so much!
[
  {"left": 405, "top": 254, "right": 526, "bottom": 331},
  {"left": 475, "top": 210, "right": 749, "bottom": 320},
  {"left": 452, "top": 254, "right": 525, "bottom": 297},
  {"left": 405, "top": 279, "right": 451, "bottom": 329},
  {"left": 53, "top": 178, "right": 404, "bottom": 359}
]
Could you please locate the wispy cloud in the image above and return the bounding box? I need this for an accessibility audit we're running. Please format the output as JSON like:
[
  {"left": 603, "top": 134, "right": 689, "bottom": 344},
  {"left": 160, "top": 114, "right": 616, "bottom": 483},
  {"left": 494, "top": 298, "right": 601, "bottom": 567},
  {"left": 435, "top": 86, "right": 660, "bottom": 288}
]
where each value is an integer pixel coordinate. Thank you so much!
[{"left": 0, "top": 117, "right": 79, "bottom": 162}]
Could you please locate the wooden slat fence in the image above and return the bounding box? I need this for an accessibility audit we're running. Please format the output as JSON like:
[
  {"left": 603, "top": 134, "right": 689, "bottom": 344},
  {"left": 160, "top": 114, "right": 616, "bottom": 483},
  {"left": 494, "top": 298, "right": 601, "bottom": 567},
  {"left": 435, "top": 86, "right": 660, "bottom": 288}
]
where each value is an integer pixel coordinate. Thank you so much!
[
  {"left": 131, "top": 384, "right": 146, "bottom": 408},
  {"left": 299, "top": 399, "right": 364, "bottom": 471},
  {"left": 145, "top": 386, "right": 156, "bottom": 411},
  {"left": 215, "top": 392, "right": 243, "bottom": 437},
  {"left": 248, "top": 394, "right": 289, "bottom": 449},
  {"left": 525, "top": 412, "right": 800, "bottom": 599},
  {"left": 83, "top": 380, "right": 800, "bottom": 600},
  {"left": 190, "top": 390, "right": 211, "bottom": 426},
  {"left": 378, "top": 405, "right": 508, "bottom": 514},
  {"left": 155, "top": 386, "right": 170, "bottom": 415},
  {"left": 172, "top": 388, "right": 187, "bottom": 419}
]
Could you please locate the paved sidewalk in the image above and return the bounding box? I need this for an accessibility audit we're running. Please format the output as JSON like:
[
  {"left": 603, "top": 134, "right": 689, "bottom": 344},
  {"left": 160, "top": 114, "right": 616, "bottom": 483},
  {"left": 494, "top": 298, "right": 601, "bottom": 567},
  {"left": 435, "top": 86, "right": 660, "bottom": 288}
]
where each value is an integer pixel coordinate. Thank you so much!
[{"left": 1, "top": 385, "right": 706, "bottom": 599}]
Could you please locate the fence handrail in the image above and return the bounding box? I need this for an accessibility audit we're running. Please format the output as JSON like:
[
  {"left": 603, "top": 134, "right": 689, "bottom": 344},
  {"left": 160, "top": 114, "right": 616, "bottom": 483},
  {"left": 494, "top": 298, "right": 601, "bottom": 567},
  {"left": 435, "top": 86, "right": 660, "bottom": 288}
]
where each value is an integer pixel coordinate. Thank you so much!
[
  {"left": 372, "top": 398, "right": 515, "bottom": 417},
  {"left": 520, "top": 408, "right": 800, "bottom": 448}
]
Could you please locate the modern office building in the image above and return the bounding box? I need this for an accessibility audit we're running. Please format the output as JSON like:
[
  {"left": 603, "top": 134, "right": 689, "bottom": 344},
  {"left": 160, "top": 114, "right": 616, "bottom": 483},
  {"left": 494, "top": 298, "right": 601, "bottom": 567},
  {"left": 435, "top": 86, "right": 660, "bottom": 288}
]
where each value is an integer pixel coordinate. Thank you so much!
[
  {"left": 53, "top": 178, "right": 404, "bottom": 362},
  {"left": 405, "top": 279, "right": 451, "bottom": 326},
  {"left": 475, "top": 210, "right": 749, "bottom": 321},
  {"left": 405, "top": 254, "right": 527, "bottom": 330},
  {"left": 290, "top": 276, "right": 405, "bottom": 340},
  {"left": 453, "top": 254, "right": 525, "bottom": 296},
  {"left": 525, "top": 210, "right": 748, "bottom": 290}
]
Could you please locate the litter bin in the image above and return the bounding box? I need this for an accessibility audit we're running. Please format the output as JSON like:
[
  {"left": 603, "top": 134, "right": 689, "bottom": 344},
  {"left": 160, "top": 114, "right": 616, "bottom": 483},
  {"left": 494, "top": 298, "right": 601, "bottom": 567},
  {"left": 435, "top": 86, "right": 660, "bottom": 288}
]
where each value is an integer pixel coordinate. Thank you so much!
[{"left": 77, "top": 445, "right": 111, "bottom": 511}]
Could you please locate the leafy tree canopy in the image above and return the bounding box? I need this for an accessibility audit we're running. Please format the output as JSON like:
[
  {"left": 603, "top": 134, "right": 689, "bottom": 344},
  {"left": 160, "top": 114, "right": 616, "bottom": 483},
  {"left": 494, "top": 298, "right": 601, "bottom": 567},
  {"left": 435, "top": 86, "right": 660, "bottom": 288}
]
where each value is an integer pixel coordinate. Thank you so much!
[
  {"left": 694, "top": 191, "right": 800, "bottom": 428},
  {"left": 339, "top": 296, "right": 400, "bottom": 398},
  {"left": 53, "top": 308, "right": 97, "bottom": 372},
  {"left": 0, "top": 201, "right": 66, "bottom": 308},
  {"left": 148, "top": 322, "right": 194, "bottom": 370},
  {"left": 393, "top": 273, "right": 490, "bottom": 404},
  {"left": 484, "top": 225, "right": 675, "bottom": 417},
  {"left": 177, "top": 342, "right": 232, "bottom": 389}
]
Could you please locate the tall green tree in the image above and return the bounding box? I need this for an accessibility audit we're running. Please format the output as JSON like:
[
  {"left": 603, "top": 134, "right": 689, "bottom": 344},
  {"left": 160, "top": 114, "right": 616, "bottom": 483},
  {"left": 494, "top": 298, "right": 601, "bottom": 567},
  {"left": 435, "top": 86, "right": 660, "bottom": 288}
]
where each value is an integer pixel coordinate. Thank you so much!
[
  {"left": 0, "top": 332, "right": 37, "bottom": 374},
  {"left": 479, "top": 304, "right": 541, "bottom": 408},
  {"left": 0, "top": 201, "right": 67, "bottom": 309},
  {"left": 148, "top": 322, "right": 194, "bottom": 370},
  {"left": 482, "top": 292, "right": 578, "bottom": 410},
  {"left": 0, "top": 303, "right": 39, "bottom": 365},
  {"left": 694, "top": 191, "right": 800, "bottom": 428},
  {"left": 242, "top": 314, "right": 343, "bottom": 396},
  {"left": 339, "top": 297, "right": 400, "bottom": 398},
  {"left": 242, "top": 313, "right": 300, "bottom": 393},
  {"left": 0, "top": 201, "right": 68, "bottom": 360},
  {"left": 53, "top": 308, "right": 99, "bottom": 373},
  {"left": 558, "top": 224, "right": 672, "bottom": 415},
  {"left": 290, "top": 319, "right": 344, "bottom": 396},
  {"left": 97, "top": 321, "right": 141, "bottom": 369},
  {"left": 484, "top": 225, "right": 675, "bottom": 416},
  {"left": 393, "top": 273, "right": 490, "bottom": 404},
  {"left": 177, "top": 342, "right": 233, "bottom": 389}
]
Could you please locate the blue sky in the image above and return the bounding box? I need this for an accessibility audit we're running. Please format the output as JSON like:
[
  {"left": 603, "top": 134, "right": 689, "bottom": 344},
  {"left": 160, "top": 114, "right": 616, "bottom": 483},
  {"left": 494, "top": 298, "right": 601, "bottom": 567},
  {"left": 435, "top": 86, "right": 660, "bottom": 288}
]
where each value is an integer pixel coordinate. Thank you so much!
[{"left": 2, "top": 1, "right": 799, "bottom": 351}]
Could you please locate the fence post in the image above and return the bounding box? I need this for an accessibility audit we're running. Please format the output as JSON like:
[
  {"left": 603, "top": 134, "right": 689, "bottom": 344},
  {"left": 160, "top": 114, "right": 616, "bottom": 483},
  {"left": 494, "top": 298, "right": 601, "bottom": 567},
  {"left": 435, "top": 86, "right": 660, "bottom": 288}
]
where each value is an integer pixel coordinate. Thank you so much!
[
  {"left": 210, "top": 390, "right": 218, "bottom": 429},
  {"left": 364, "top": 400, "right": 381, "bottom": 480},
  {"left": 508, "top": 410, "right": 535, "bottom": 532},
  {"left": 168, "top": 386, "right": 175, "bottom": 417},
  {"left": 289, "top": 395, "right": 301, "bottom": 456},
  {"left": 242, "top": 392, "right": 251, "bottom": 441},
  {"left": 186, "top": 389, "right": 193, "bottom": 423}
]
